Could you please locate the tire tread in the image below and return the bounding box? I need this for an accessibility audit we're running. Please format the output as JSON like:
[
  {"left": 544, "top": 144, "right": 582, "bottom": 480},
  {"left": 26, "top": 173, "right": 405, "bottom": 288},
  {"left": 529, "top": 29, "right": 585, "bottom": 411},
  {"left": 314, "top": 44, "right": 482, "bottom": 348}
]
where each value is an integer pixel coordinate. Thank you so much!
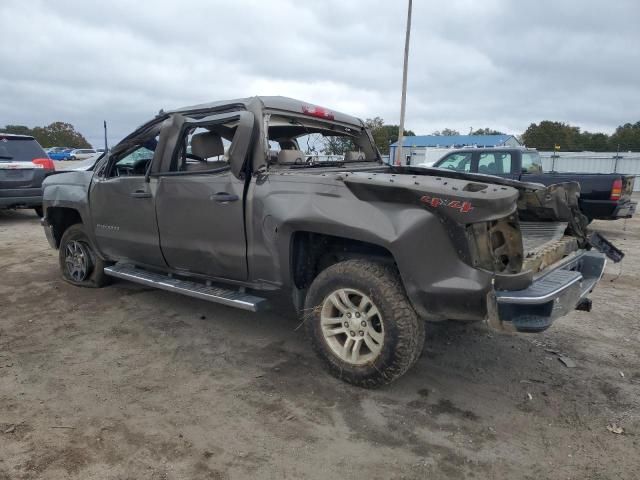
[{"left": 304, "top": 259, "right": 425, "bottom": 388}]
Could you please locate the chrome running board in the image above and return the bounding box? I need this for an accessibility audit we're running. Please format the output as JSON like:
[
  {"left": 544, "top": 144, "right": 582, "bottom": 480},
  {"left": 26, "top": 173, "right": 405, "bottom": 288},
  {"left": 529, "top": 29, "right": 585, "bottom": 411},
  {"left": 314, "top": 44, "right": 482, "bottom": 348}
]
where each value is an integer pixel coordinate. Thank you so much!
[{"left": 104, "top": 263, "right": 268, "bottom": 312}]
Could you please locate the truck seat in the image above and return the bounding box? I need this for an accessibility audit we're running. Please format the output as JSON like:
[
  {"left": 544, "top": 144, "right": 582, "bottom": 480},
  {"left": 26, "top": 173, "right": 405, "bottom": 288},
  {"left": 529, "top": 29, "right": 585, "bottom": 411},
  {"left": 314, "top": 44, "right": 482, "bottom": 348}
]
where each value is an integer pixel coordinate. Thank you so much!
[
  {"left": 187, "top": 132, "right": 226, "bottom": 171},
  {"left": 345, "top": 151, "right": 366, "bottom": 161},
  {"left": 277, "top": 150, "right": 307, "bottom": 165}
]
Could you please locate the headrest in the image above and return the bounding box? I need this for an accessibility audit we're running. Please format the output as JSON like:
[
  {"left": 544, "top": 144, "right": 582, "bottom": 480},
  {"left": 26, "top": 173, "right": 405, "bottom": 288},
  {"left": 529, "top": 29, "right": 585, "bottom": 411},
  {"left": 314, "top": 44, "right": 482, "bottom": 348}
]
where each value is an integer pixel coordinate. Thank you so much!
[
  {"left": 277, "top": 150, "right": 307, "bottom": 165},
  {"left": 191, "top": 131, "right": 224, "bottom": 159},
  {"left": 279, "top": 139, "right": 298, "bottom": 150},
  {"left": 345, "top": 151, "right": 366, "bottom": 161}
]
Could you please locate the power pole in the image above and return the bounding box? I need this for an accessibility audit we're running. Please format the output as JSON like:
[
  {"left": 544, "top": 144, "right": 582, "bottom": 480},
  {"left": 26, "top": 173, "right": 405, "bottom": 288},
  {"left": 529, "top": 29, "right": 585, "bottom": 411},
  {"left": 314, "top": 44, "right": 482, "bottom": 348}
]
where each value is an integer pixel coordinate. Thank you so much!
[{"left": 396, "top": 0, "right": 412, "bottom": 166}]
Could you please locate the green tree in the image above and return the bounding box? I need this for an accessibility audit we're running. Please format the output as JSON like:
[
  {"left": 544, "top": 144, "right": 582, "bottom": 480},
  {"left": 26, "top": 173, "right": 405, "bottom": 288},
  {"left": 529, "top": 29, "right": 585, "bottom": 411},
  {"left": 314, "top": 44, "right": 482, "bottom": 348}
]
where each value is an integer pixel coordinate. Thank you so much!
[
  {"left": 609, "top": 121, "right": 640, "bottom": 151},
  {"left": 1, "top": 124, "right": 32, "bottom": 136},
  {"left": 322, "top": 135, "right": 354, "bottom": 155},
  {"left": 440, "top": 128, "right": 460, "bottom": 136},
  {"left": 521, "top": 121, "right": 582, "bottom": 151},
  {"left": 472, "top": 127, "right": 505, "bottom": 135},
  {"left": 0, "top": 122, "right": 91, "bottom": 148},
  {"left": 365, "top": 117, "right": 414, "bottom": 154},
  {"left": 579, "top": 131, "right": 610, "bottom": 151},
  {"left": 432, "top": 128, "right": 460, "bottom": 136}
]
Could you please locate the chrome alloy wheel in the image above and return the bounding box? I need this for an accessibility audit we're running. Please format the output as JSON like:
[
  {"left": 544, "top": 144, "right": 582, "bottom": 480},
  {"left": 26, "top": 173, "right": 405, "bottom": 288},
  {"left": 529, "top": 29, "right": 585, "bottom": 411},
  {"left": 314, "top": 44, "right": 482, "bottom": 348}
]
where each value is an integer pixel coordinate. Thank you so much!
[
  {"left": 320, "top": 288, "right": 385, "bottom": 365},
  {"left": 64, "top": 240, "right": 92, "bottom": 282}
]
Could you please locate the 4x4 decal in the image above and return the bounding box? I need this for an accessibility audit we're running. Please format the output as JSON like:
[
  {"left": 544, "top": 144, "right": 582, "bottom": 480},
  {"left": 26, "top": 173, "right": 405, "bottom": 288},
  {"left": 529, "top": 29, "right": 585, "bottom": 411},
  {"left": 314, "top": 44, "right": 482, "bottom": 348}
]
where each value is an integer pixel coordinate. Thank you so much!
[{"left": 420, "top": 195, "right": 474, "bottom": 213}]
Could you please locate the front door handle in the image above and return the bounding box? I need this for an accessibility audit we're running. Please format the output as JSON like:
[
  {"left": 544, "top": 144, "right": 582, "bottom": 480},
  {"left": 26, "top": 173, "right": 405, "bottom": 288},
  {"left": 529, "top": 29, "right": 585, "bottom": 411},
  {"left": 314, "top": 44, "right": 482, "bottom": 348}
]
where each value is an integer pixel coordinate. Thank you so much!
[
  {"left": 130, "top": 190, "right": 152, "bottom": 198},
  {"left": 211, "top": 192, "right": 239, "bottom": 203}
]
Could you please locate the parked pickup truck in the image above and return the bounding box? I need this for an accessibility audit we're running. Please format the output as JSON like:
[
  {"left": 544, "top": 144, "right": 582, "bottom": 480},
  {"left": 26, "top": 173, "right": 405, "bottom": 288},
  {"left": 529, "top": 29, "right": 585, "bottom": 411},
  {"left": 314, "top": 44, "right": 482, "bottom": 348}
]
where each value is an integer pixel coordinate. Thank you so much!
[
  {"left": 40, "top": 97, "right": 616, "bottom": 387},
  {"left": 432, "top": 147, "right": 637, "bottom": 222}
]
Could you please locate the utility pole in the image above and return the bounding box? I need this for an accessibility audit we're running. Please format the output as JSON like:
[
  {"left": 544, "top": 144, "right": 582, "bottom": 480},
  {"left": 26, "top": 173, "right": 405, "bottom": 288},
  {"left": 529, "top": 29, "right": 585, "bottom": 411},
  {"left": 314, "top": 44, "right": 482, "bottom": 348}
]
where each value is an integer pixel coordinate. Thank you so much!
[{"left": 396, "top": 0, "right": 412, "bottom": 166}]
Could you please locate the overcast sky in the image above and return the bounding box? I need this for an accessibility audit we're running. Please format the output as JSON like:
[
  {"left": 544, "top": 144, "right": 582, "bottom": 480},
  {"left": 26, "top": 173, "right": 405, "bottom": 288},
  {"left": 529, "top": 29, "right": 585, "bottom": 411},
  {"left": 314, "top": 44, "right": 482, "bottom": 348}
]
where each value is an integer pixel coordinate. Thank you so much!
[{"left": 1, "top": 0, "right": 639, "bottom": 147}]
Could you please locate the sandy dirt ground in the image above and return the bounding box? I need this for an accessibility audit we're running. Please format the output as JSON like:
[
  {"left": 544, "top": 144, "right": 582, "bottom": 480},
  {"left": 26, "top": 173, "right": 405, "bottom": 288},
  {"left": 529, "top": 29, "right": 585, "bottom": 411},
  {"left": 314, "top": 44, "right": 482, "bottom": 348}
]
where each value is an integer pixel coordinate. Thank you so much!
[{"left": 0, "top": 205, "right": 639, "bottom": 479}]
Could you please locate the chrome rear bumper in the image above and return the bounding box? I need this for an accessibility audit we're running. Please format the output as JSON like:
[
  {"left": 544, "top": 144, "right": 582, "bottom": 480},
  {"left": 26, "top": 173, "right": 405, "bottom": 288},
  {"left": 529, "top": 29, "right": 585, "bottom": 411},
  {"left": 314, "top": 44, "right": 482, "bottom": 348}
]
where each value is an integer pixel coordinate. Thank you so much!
[{"left": 488, "top": 250, "right": 606, "bottom": 333}]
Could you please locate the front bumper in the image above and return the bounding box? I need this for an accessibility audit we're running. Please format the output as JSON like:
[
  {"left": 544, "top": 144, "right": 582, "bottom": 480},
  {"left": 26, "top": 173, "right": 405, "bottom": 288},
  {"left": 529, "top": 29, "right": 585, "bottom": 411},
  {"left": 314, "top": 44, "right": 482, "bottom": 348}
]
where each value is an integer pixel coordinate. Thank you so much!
[{"left": 487, "top": 250, "right": 606, "bottom": 333}]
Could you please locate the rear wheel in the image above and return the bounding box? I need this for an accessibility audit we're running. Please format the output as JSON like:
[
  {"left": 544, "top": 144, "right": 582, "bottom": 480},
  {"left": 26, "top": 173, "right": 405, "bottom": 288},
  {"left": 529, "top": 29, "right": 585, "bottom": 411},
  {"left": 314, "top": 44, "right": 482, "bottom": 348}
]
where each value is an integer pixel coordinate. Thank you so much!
[
  {"left": 58, "top": 224, "right": 109, "bottom": 288},
  {"left": 304, "top": 259, "right": 425, "bottom": 388}
]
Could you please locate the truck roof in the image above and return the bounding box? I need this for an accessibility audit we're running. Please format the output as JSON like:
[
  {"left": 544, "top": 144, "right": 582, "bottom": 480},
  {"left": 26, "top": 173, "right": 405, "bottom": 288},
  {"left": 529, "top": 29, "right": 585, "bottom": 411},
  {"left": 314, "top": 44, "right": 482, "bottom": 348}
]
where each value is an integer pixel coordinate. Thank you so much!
[{"left": 167, "top": 96, "right": 365, "bottom": 127}]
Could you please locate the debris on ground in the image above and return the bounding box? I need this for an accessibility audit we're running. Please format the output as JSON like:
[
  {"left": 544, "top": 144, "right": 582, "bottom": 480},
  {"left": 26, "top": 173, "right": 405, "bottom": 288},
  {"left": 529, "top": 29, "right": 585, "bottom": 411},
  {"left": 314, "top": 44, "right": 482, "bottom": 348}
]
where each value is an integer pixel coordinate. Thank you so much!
[
  {"left": 558, "top": 356, "right": 577, "bottom": 368},
  {"left": 606, "top": 423, "right": 624, "bottom": 435},
  {"left": 3, "top": 425, "right": 16, "bottom": 434}
]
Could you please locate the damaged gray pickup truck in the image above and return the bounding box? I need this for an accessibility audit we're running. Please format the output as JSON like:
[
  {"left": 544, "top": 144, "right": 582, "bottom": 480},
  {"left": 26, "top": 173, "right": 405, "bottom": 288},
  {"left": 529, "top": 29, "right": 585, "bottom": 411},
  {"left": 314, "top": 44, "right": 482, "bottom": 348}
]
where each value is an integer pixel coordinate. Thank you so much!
[{"left": 41, "top": 96, "right": 618, "bottom": 387}]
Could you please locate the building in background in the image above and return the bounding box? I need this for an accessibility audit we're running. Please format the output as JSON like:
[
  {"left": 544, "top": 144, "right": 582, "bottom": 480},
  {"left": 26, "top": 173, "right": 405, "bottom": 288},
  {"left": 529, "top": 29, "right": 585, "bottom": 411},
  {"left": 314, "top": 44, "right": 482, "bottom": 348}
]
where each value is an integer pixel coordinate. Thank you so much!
[{"left": 389, "top": 134, "right": 521, "bottom": 165}]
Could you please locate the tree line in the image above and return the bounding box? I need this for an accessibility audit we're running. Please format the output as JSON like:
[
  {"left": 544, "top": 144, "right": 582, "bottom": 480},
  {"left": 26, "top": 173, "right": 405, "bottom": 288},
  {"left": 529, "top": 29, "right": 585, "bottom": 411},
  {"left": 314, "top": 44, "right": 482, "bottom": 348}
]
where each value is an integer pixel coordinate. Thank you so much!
[
  {"left": 0, "top": 122, "right": 91, "bottom": 149},
  {"left": 369, "top": 120, "right": 640, "bottom": 153},
  {"left": 521, "top": 121, "right": 640, "bottom": 152},
  {"left": 4, "top": 118, "right": 639, "bottom": 155}
]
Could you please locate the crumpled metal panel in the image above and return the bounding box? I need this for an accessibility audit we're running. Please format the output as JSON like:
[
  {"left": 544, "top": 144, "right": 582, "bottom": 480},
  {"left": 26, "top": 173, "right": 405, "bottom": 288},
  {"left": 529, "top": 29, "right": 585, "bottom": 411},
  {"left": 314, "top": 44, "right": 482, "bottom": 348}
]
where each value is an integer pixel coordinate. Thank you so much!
[{"left": 520, "top": 221, "right": 568, "bottom": 254}]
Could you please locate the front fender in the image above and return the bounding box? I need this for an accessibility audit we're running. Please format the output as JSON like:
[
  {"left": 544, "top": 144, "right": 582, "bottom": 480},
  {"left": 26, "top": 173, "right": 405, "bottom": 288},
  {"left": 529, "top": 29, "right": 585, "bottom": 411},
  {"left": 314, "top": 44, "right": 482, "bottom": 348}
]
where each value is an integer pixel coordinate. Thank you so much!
[{"left": 42, "top": 171, "right": 99, "bottom": 251}]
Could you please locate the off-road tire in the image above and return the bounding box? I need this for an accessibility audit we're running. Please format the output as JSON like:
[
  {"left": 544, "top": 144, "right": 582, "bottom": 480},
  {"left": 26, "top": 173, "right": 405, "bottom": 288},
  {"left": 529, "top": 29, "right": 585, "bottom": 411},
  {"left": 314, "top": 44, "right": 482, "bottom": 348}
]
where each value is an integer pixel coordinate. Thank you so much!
[
  {"left": 304, "top": 259, "right": 425, "bottom": 388},
  {"left": 58, "top": 223, "right": 109, "bottom": 288}
]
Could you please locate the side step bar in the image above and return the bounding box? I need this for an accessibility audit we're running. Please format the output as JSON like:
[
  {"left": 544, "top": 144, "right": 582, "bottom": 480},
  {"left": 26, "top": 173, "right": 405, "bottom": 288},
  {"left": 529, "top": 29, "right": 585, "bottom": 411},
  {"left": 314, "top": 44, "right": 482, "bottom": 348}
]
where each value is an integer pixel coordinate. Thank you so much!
[{"left": 104, "top": 263, "right": 268, "bottom": 312}]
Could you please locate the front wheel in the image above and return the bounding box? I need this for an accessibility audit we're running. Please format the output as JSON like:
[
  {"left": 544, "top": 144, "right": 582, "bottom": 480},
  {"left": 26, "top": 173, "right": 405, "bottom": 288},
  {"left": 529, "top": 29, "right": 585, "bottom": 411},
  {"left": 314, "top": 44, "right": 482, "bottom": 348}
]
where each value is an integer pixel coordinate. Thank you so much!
[
  {"left": 58, "top": 224, "right": 109, "bottom": 288},
  {"left": 304, "top": 259, "right": 425, "bottom": 388}
]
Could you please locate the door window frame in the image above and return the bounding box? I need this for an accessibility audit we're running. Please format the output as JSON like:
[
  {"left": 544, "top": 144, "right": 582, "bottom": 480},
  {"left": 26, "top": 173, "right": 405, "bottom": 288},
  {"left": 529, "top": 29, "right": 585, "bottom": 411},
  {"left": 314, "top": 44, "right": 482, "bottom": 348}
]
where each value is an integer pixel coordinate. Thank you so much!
[
  {"left": 476, "top": 151, "right": 513, "bottom": 175},
  {"left": 149, "top": 111, "right": 255, "bottom": 179},
  {"left": 436, "top": 151, "right": 473, "bottom": 172}
]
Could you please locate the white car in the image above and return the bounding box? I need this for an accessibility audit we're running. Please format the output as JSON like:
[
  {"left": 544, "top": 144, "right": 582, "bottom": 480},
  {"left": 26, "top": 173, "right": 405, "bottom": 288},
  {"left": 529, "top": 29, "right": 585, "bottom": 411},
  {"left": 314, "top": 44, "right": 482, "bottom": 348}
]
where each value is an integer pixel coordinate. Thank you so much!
[{"left": 68, "top": 148, "right": 97, "bottom": 160}]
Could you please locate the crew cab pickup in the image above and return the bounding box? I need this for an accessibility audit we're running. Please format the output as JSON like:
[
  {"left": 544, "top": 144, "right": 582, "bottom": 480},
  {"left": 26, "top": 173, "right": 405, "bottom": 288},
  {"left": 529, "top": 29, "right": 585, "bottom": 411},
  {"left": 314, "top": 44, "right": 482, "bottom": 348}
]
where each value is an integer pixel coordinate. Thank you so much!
[
  {"left": 433, "top": 147, "right": 637, "bottom": 222},
  {"left": 41, "top": 97, "right": 614, "bottom": 387}
]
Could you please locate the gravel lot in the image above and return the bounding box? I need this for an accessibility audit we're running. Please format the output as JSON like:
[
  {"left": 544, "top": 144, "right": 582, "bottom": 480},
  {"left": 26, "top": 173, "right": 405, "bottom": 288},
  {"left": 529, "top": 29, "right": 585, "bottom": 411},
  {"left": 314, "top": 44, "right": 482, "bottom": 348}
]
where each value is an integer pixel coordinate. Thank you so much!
[{"left": 1, "top": 204, "right": 639, "bottom": 479}]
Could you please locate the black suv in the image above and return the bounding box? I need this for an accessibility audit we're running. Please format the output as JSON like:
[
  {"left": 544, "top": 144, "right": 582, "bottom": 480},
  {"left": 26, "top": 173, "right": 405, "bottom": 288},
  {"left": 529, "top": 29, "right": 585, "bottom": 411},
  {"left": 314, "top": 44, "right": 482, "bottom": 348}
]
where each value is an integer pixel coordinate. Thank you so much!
[{"left": 0, "top": 134, "right": 54, "bottom": 216}]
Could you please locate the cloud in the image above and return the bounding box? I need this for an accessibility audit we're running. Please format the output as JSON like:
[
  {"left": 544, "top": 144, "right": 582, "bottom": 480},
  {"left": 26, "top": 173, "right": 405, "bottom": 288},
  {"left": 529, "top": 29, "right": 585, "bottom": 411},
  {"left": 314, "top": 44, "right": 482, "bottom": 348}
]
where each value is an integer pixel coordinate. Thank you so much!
[{"left": 1, "top": 0, "right": 638, "bottom": 146}]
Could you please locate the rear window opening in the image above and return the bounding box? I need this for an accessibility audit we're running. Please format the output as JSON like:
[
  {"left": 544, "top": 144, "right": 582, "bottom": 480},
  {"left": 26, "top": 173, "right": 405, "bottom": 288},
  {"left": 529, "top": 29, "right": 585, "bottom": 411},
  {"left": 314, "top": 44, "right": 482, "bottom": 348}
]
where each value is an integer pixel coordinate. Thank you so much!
[
  {"left": 266, "top": 114, "right": 378, "bottom": 167},
  {"left": 0, "top": 136, "right": 47, "bottom": 161}
]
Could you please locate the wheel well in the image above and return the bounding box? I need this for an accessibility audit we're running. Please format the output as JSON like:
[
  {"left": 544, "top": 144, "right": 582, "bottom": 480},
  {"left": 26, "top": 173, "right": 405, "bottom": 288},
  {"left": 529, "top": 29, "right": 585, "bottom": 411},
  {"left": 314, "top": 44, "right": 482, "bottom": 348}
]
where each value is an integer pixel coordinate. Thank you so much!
[
  {"left": 291, "top": 232, "right": 395, "bottom": 290},
  {"left": 47, "top": 207, "right": 82, "bottom": 247}
]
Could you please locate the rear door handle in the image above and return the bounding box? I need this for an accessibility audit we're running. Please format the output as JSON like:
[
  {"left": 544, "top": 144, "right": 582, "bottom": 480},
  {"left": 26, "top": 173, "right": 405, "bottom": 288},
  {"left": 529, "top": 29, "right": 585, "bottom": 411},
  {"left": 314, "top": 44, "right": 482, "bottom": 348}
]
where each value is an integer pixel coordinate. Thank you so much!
[
  {"left": 130, "top": 190, "right": 152, "bottom": 198},
  {"left": 211, "top": 192, "right": 239, "bottom": 203}
]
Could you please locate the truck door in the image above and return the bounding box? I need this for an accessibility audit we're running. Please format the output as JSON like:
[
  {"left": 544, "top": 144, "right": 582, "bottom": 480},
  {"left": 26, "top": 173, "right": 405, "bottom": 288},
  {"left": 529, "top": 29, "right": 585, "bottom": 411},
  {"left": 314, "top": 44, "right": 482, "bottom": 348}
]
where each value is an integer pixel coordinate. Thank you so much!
[
  {"left": 152, "top": 111, "right": 255, "bottom": 281},
  {"left": 88, "top": 117, "right": 183, "bottom": 267}
]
